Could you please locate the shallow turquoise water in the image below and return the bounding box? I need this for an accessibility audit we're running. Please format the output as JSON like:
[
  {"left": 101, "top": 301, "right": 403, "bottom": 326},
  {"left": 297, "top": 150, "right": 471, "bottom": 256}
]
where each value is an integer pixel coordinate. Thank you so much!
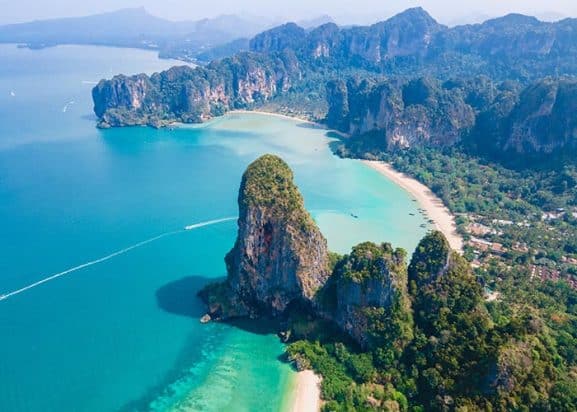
[{"left": 0, "top": 45, "right": 430, "bottom": 411}]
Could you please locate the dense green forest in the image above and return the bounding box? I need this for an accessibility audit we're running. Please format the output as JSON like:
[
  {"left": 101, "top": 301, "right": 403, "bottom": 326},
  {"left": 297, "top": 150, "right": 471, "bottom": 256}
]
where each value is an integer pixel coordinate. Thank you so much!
[{"left": 286, "top": 232, "right": 577, "bottom": 411}]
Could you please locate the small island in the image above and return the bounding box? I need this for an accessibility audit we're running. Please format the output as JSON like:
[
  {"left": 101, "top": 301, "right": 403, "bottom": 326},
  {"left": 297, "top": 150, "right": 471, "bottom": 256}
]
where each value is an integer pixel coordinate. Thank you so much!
[{"left": 198, "top": 154, "right": 562, "bottom": 411}]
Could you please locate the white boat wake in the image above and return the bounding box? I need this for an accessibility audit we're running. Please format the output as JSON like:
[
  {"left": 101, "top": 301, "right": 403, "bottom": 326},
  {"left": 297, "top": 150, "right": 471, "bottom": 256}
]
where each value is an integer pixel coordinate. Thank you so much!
[
  {"left": 185, "top": 217, "right": 236, "bottom": 230},
  {"left": 62, "top": 100, "right": 75, "bottom": 113},
  {"left": 0, "top": 217, "right": 236, "bottom": 302}
]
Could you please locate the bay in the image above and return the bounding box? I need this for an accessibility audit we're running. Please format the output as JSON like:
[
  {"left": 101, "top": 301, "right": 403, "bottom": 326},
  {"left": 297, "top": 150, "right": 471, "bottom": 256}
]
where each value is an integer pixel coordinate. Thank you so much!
[{"left": 0, "top": 44, "right": 430, "bottom": 411}]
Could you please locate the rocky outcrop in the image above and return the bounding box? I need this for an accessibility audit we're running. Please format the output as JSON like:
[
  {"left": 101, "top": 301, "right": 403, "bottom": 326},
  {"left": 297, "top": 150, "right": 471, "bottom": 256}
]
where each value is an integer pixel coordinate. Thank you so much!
[
  {"left": 504, "top": 79, "right": 577, "bottom": 155},
  {"left": 327, "top": 77, "right": 476, "bottom": 149},
  {"left": 92, "top": 52, "right": 300, "bottom": 127},
  {"left": 407, "top": 230, "right": 452, "bottom": 292},
  {"left": 201, "top": 155, "right": 330, "bottom": 319},
  {"left": 92, "top": 74, "right": 153, "bottom": 118},
  {"left": 331, "top": 242, "right": 412, "bottom": 350},
  {"left": 250, "top": 23, "right": 306, "bottom": 54},
  {"left": 329, "top": 76, "right": 577, "bottom": 161},
  {"left": 198, "top": 155, "right": 414, "bottom": 353},
  {"left": 252, "top": 8, "right": 445, "bottom": 68}
]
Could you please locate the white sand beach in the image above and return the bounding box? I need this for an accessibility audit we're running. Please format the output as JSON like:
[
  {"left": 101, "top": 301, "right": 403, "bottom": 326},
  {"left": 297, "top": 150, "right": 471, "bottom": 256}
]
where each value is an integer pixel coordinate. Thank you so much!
[
  {"left": 290, "top": 370, "right": 321, "bottom": 412},
  {"left": 362, "top": 160, "right": 463, "bottom": 251}
]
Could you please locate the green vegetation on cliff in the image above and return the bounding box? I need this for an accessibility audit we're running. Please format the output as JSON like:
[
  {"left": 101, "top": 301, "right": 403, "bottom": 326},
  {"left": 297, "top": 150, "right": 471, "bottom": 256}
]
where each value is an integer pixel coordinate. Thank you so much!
[
  {"left": 331, "top": 76, "right": 577, "bottom": 164},
  {"left": 239, "top": 154, "right": 306, "bottom": 217},
  {"left": 330, "top": 242, "right": 413, "bottom": 356},
  {"left": 335, "top": 242, "right": 406, "bottom": 283},
  {"left": 407, "top": 235, "right": 493, "bottom": 410},
  {"left": 288, "top": 232, "right": 577, "bottom": 411},
  {"left": 199, "top": 156, "right": 577, "bottom": 410},
  {"left": 201, "top": 154, "right": 329, "bottom": 318}
]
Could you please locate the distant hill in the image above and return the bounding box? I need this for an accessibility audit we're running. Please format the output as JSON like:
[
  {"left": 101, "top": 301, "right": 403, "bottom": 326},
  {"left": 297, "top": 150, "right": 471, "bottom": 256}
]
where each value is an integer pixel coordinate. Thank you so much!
[
  {"left": 92, "top": 7, "right": 577, "bottom": 163},
  {"left": 0, "top": 8, "right": 190, "bottom": 48},
  {"left": 249, "top": 8, "right": 577, "bottom": 80},
  {"left": 0, "top": 8, "right": 270, "bottom": 60},
  {"left": 0, "top": 9, "right": 340, "bottom": 63},
  {"left": 297, "top": 15, "right": 335, "bottom": 29}
]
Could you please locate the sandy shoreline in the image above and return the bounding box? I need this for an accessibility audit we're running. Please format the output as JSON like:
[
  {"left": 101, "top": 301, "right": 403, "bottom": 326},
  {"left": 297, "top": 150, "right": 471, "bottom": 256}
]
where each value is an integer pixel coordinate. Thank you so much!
[
  {"left": 290, "top": 370, "right": 321, "bottom": 412},
  {"left": 229, "top": 109, "right": 318, "bottom": 125},
  {"left": 363, "top": 160, "right": 463, "bottom": 251},
  {"left": 228, "top": 109, "right": 350, "bottom": 138}
]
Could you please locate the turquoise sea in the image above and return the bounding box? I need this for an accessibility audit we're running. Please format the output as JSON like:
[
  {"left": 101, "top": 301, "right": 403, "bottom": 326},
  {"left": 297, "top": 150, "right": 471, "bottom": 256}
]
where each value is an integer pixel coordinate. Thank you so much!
[{"left": 0, "top": 45, "right": 430, "bottom": 411}]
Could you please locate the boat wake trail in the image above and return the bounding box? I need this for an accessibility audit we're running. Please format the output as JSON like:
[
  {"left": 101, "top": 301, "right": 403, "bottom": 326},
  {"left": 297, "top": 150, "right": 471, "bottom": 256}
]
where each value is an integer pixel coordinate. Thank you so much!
[
  {"left": 185, "top": 217, "right": 236, "bottom": 230},
  {"left": 0, "top": 217, "right": 237, "bottom": 302}
]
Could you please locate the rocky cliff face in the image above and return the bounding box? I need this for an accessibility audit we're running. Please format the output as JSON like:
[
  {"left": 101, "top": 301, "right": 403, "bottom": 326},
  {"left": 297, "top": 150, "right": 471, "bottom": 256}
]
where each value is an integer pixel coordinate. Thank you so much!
[
  {"left": 330, "top": 76, "right": 577, "bottom": 161},
  {"left": 202, "top": 155, "right": 330, "bottom": 319},
  {"left": 199, "top": 155, "right": 415, "bottom": 352},
  {"left": 251, "top": 8, "right": 445, "bottom": 68},
  {"left": 93, "top": 7, "right": 577, "bottom": 158},
  {"left": 92, "top": 73, "right": 153, "bottom": 119},
  {"left": 504, "top": 79, "right": 577, "bottom": 155},
  {"left": 331, "top": 242, "right": 413, "bottom": 350},
  {"left": 249, "top": 8, "right": 577, "bottom": 79},
  {"left": 92, "top": 52, "right": 300, "bottom": 127},
  {"left": 327, "top": 77, "right": 476, "bottom": 148}
]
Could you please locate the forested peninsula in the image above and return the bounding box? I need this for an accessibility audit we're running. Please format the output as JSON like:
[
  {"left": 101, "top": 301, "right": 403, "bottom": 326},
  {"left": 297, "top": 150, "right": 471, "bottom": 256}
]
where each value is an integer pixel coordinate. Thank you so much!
[{"left": 200, "top": 155, "right": 577, "bottom": 411}]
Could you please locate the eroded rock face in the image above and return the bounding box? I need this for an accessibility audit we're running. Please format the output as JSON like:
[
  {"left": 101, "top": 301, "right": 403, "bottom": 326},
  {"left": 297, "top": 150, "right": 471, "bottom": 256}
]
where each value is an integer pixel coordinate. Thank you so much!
[
  {"left": 331, "top": 242, "right": 412, "bottom": 350},
  {"left": 206, "top": 155, "right": 330, "bottom": 318},
  {"left": 327, "top": 77, "right": 475, "bottom": 148},
  {"left": 92, "top": 54, "right": 300, "bottom": 128},
  {"left": 92, "top": 74, "right": 153, "bottom": 118},
  {"left": 329, "top": 75, "right": 577, "bottom": 160},
  {"left": 504, "top": 79, "right": 577, "bottom": 155}
]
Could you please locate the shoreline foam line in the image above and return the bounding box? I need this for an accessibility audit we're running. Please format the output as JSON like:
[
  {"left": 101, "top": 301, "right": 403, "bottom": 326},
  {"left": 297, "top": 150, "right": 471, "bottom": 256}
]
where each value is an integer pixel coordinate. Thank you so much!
[{"left": 0, "top": 217, "right": 237, "bottom": 302}]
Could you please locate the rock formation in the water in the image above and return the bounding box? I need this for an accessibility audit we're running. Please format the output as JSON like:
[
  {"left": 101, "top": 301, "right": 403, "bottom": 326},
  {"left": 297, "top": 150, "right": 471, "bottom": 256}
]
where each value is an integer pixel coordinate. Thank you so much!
[
  {"left": 92, "top": 52, "right": 300, "bottom": 128},
  {"left": 199, "top": 154, "right": 416, "bottom": 353},
  {"left": 200, "top": 154, "right": 330, "bottom": 319}
]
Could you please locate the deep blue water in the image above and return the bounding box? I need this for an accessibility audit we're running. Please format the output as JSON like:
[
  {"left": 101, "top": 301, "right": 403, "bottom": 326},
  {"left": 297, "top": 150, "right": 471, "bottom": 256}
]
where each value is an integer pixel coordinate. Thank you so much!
[{"left": 0, "top": 45, "right": 430, "bottom": 411}]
